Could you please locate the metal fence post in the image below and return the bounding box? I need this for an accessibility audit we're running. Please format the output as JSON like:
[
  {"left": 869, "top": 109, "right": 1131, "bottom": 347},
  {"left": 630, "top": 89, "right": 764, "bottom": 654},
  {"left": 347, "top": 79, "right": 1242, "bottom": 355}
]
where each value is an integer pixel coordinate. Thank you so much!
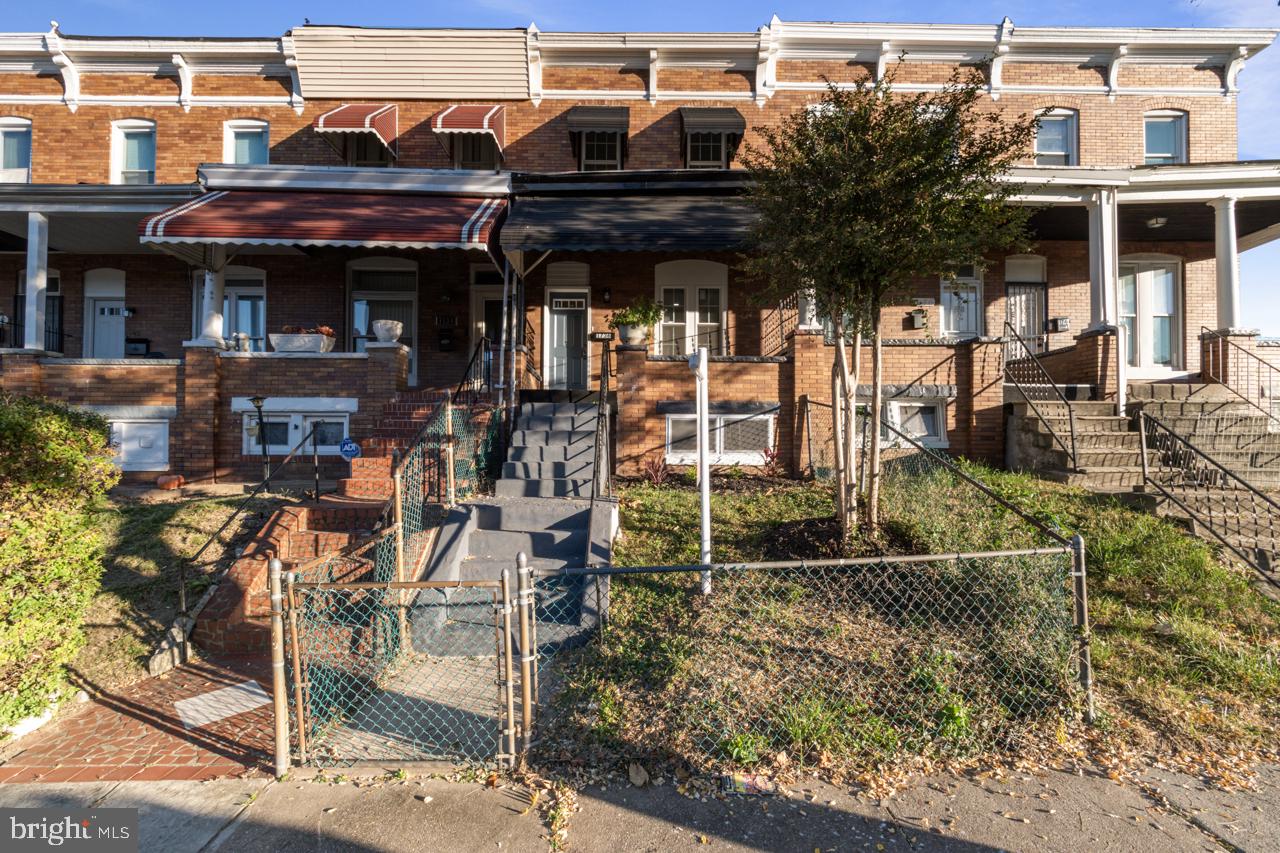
[
  {"left": 1069, "top": 535, "right": 1097, "bottom": 724},
  {"left": 1137, "top": 411, "right": 1150, "bottom": 485},
  {"left": 284, "top": 571, "right": 307, "bottom": 764},
  {"left": 516, "top": 552, "right": 534, "bottom": 754},
  {"left": 500, "top": 567, "right": 517, "bottom": 768},
  {"left": 393, "top": 463, "right": 405, "bottom": 583},
  {"left": 268, "top": 558, "right": 291, "bottom": 777},
  {"left": 445, "top": 392, "right": 457, "bottom": 505}
]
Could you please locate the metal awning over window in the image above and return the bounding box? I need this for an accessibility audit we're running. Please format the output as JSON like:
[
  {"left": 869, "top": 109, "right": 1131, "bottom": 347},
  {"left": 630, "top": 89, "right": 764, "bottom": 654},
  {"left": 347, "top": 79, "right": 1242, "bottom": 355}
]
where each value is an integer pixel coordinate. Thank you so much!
[
  {"left": 313, "top": 104, "right": 399, "bottom": 156},
  {"left": 565, "top": 106, "right": 630, "bottom": 134},
  {"left": 139, "top": 190, "right": 505, "bottom": 264},
  {"left": 430, "top": 105, "right": 507, "bottom": 153},
  {"left": 501, "top": 195, "right": 756, "bottom": 253},
  {"left": 678, "top": 107, "right": 746, "bottom": 136}
]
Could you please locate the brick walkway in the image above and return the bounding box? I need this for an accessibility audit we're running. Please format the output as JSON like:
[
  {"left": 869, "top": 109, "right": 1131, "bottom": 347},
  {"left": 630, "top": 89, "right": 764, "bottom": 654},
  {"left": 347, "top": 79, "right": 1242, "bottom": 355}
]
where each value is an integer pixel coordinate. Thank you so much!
[{"left": 0, "top": 657, "right": 273, "bottom": 784}]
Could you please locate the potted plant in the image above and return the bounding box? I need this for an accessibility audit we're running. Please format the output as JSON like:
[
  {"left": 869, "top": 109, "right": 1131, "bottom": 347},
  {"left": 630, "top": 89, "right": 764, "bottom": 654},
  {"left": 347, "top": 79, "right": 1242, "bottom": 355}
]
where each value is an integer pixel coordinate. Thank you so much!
[
  {"left": 371, "top": 319, "right": 404, "bottom": 343},
  {"left": 607, "top": 297, "right": 663, "bottom": 346},
  {"left": 270, "top": 324, "right": 337, "bottom": 353}
]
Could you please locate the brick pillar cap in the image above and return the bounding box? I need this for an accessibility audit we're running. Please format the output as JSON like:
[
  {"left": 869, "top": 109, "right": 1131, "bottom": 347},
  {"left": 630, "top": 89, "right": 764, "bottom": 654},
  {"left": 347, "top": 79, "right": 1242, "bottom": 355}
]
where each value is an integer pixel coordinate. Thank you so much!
[
  {"left": 616, "top": 343, "right": 648, "bottom": 352},
  {"left": 1200, "top": 328, "right": 1260, "bottom": 339},
  {"left": 365, "top": 342, "right": 411, "bottom": 353}
]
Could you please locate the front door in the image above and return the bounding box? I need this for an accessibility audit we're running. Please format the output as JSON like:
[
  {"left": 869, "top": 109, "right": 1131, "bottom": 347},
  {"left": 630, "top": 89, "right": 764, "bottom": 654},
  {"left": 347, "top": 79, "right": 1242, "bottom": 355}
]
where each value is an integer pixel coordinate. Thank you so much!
[
  {"left": 91, "top": 299, "right": 126, "bottom": 358},
  {"left": 1119, "top": 262, "right": 1180, "bottom": 373},
  {"left": 1006, "top": 284, "right": 1048, "bottom": 353},
  {"left": 547, "top": 291, "right": 587, "bottom": 389},
  {"left": 482, "top": 296, "right": 503, "bottom": 387}
]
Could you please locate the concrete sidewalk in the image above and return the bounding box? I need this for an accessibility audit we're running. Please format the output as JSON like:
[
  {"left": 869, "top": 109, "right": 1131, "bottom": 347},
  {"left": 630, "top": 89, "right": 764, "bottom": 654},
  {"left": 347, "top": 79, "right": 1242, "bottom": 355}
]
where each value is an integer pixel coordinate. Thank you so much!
[{"left": 1, "top": 763, "right": 1275, "bottom": 852}]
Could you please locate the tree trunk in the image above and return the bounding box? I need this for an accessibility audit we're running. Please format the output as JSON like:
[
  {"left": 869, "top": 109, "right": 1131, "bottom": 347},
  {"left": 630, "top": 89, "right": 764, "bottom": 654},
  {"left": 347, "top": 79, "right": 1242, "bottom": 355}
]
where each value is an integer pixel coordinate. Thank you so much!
[
  {"left": 868, "top": 309, "right": 884, "bottom": 528},
  {"left": 848, "top": 330, "right": 862, "bottom": 499},
  {"left": 830, "top": 317, "right": 850, "bottom": 541},
  {"left": 833, "top": 323, "right": 858, "bottom": 530}
]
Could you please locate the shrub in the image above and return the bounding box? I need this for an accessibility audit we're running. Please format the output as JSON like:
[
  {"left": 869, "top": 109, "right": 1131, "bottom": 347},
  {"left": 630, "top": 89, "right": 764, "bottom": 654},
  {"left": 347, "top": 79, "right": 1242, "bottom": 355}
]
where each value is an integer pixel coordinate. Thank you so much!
[{"left": 0, "top": 395, "right": 118, "bottom": 729}]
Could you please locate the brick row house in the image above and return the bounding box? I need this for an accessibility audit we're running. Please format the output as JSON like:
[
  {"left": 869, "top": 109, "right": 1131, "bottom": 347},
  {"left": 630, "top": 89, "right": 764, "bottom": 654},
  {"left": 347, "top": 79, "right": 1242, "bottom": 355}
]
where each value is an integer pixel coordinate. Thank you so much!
[{"left": 2, "top": 18, "right": 1280, "bottom": 481}]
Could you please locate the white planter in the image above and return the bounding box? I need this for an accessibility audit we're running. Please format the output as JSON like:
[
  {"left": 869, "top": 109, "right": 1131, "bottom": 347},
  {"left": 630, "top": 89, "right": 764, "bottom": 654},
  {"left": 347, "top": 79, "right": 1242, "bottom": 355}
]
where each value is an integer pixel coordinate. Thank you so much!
[
  {"left": 371, "top": 319, "right": 404, "bottom": 343},
  {"left": 617, "top": 324, "right": 648, "bottom": 346},
  {"left": 269, "top": 333, "right": 336, "bottom": 353}
]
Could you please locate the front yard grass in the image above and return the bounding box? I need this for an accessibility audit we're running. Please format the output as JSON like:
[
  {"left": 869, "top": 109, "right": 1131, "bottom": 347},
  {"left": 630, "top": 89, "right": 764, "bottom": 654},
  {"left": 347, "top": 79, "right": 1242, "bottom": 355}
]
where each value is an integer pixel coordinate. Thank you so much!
[
  {"left": 590, "top": 466, "right": 1280, "bottom": 778},
  {"left": 73, "top": 492, "right": 291, "bottom": 692}
]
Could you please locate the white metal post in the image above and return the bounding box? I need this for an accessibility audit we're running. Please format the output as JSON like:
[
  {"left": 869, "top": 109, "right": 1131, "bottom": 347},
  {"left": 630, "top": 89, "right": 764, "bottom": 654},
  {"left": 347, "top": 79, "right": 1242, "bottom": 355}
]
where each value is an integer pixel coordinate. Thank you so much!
[
  {"left": 23, "top": 211, "right": 49, "bottom": 350},
  {"left": 1211, "top": 196, "right": 1241, "bottom": 331},
  {"left": 199, "top": 245, "right": 227, "bottom": 345},
  {"left": 690, "top": 347, "right": 712, "bottom": 595}
]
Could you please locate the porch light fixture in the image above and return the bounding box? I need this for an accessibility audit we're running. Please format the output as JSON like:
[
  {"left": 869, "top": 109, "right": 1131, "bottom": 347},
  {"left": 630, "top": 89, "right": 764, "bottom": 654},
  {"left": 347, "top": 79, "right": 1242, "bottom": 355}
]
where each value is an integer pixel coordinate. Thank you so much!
[
  {"left": 1146, "top": 216, "right": 1168, "bottom": 229},
  {"left": 602, "top": 287, "right": 612, "bottom": 304},
  {"left": 249, "top": 396, "right": 270, "bottom": 487}
]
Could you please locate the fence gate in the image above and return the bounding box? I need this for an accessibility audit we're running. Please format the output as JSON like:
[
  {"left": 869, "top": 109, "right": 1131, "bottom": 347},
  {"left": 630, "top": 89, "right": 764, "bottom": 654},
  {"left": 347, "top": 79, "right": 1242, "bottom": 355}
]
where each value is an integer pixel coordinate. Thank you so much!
[{"left": 286, "top": 577, "right": 517, "bottom": 768}]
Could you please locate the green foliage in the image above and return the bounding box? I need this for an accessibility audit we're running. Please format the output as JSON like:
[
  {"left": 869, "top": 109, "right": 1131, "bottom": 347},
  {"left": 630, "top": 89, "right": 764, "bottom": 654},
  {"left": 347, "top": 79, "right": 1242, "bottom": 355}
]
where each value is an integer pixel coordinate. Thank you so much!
[
  {"left": 606, "top": 297, "right": 663, "bottom": 330},
  {"left": 742, "top": 66, "right": 1038, "bottom": 324},
  {"left": 720, "top": 731, "right": 767, "bottom": 765},
  {"left": 0, "top": 394, "right": 119, "bottom": 728}
]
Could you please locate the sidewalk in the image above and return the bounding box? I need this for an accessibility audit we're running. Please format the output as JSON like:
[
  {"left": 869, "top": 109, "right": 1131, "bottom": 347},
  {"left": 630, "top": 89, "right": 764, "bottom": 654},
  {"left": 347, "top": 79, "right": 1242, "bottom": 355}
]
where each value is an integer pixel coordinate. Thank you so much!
[{"left": 1, "top": 762, "right": 1275, "bottom": 852}]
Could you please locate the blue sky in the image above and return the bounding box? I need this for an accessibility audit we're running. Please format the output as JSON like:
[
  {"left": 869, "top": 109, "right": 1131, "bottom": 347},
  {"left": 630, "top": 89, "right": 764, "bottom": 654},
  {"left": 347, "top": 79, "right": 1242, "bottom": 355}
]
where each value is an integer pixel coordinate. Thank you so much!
[{"left": 12, "top": 0, "right": 1280, "bottom": 331}]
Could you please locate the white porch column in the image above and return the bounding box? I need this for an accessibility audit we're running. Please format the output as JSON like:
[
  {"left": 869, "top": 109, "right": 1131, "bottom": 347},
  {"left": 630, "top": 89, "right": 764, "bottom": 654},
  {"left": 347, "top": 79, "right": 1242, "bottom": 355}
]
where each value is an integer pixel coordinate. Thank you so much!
[
  {"left": 1210, "top": 196, "right": 1241, "bottom": 330},
  {"left": 197, "top": 244, "right": 227, "bottom": 346},
  {"left": 1086, "top": 188, "right": 1119, "bottom": 331},
  {"left": 22, "top": 211, "right": 49, "bottom": 350}
]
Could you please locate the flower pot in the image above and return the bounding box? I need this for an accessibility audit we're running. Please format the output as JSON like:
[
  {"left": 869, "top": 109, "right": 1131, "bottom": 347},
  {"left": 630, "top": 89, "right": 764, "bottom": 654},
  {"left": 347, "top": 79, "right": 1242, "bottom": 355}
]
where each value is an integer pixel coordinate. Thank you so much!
[
  {"left": 269, "top": 333, "right": 336, "bottom": 353},
  {"left": 617, "top": 324, "right": 648, "bottom": 346},
  {"left": 371, "top": 319, "right": 404, "bottom": 343}
]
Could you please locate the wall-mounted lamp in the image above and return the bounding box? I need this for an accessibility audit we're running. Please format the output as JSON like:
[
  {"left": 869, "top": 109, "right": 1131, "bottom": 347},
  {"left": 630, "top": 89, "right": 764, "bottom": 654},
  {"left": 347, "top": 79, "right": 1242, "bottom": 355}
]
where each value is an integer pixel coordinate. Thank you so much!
[
  {"left": 602, "top": 287, "right": 612, "bottom": 305},
  {"left": 249, "top": 396, "right": 270, "bottom": 487},
  {"left": 1145, "top": 216, "right": 1168, "bottom": 230},
  {"left": 123, "top": 307, "right": 135, "bottom": 317}
]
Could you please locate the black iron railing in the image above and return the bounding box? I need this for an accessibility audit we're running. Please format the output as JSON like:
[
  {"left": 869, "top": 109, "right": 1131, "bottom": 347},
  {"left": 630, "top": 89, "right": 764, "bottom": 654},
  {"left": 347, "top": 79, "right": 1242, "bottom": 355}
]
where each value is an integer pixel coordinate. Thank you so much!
[
  {"left": 1201, "top": 327, "right": 1280, "bottom": 432},
  {"left": 1004, "top": 321, "right": 1079, "bottom": 469}
]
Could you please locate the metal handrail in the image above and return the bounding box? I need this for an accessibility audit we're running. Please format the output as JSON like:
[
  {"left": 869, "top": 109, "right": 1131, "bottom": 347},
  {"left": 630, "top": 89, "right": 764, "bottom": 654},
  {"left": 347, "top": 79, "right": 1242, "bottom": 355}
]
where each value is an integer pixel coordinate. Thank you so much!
[
  {"left": 1200, "top": 326, "right": 1280, "bottom": 430},
  {"left": 453, "top": 335, "right": 492, "bottom": 407},
  {"left": 177, "top": 421, "right": 327, "bottom": 617},
  {"left": 589, "top": 340, "right": 613, "bottom": 508},
  {"left": 1138, "top": 411, "right": 1280, "bottom": 587},
  {"left": 1003, "top": 321, "right": 1079, "bottom": 469}
]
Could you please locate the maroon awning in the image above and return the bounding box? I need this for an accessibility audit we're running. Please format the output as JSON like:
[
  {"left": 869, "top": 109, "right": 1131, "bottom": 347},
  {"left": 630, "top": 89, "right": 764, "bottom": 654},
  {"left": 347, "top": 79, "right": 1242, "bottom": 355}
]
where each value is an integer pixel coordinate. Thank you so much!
[
  {"left": 313, "top": 104, "right": 398, "bottom": 154},
  {"left": 138, "top": 190, "right": 506, "bottom": 263},
  {"left": 430, "top": 105, "right": 506, "bottom": 153}
]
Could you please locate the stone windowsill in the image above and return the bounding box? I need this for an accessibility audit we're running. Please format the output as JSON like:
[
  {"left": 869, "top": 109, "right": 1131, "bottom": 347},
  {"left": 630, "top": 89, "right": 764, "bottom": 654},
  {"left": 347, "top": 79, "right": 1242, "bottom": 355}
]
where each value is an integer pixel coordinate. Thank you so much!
[
  {"left": 217, "top": 351, "right": 370, "bottom": 359},
  {"left": 39, "top": 358, "right": 181, "bottom": 366},
  {"left": 645, "top": 354, "right": 789, "bottom": 364}
]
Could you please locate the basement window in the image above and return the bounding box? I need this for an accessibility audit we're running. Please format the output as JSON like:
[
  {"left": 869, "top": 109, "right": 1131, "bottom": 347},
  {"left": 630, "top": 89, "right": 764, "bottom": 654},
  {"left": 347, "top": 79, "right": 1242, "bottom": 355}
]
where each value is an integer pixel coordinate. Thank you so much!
[
  {"left": 665, "top": 413, "right": 775, "bottom": 466},
  {"left": 883, "top": 400, "right": 947, "bottom": 449},
  {"left": 242, "top": 413, "right": 349, "bottom": 455}
]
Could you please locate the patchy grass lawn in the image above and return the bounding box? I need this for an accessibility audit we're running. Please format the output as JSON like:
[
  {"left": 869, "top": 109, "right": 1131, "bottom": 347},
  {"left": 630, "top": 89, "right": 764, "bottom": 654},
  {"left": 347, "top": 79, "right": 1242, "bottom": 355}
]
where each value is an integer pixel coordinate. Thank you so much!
[
  {"left": 585, "top": 465, "right": 1280, "bottom": 781},
  {"left": 73, "top": 492, "right": 291, "bottom": 692}
]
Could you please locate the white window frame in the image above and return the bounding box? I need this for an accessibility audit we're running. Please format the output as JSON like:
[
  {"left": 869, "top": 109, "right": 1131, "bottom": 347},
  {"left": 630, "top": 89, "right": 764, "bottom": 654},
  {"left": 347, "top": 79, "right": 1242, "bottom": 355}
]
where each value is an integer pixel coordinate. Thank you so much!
[
  {"left": 939, "top": 266, "right": 984, "bottom": 338},
  {"left": 0, "top": 116, "right": 32, "bottom": 183},
  {"left": 241, "top": 412, "right": 350, "bottom": 456},
  {"left": 580, "top": 131, "right": 622, "bottom": 171},
  {"left": 1144, "top": 110, "right": 1188, "bottom": 165},
  {"left": 654, "top": 260, "right": 729, "bottom": 357},
  {"left": 882, "top": 400, "right": 948, "bottom": 449},
  {"left": 1034, "top": 109, "right": 1077, "bottom": 167},
  {"left": 190, "top": 266, "right": 267, "bottom": 350},
  {"left": 347, "top": 256, "right": 418, "bottom": 383},
  {"left": 686, "top": 132, "right": 728, "bottom": 169},
  {"left": 664, "top": 412, "right": 776, "bottom": 466},
  {"left": 223, "top": 118, "right": 270, "bottom": 165},
  {"left": 110, "top": 118, "right": 157, "bottom": 185}
]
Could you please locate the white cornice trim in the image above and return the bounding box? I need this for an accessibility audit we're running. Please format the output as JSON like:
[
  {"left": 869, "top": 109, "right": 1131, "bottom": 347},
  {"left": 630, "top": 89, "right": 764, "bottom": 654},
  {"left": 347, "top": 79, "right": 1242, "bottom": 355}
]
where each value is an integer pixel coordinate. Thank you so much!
[
  {"left": 198, "top": 163, "right": 513, "bottom": 196},
  {"left": 539, "top": 88, "right": 755, "bottom": 101}
]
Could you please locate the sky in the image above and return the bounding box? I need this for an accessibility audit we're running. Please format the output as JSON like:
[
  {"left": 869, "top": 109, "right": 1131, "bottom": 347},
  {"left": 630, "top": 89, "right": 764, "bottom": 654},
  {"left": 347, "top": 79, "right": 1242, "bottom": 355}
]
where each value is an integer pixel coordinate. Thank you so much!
[{"left": 9, "top": 0, "right": 1280, "bottom": 331}]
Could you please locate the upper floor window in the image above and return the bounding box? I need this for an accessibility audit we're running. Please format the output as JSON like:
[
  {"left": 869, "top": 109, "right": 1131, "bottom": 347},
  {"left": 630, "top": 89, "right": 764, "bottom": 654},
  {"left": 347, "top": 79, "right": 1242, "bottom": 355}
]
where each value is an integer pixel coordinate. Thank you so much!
[
  {"left": 347, "top": 135, "right": 393, "bottom": 168},
  {"left": 1034, "top": 110, "right": 1077, "bottom": 167},
  {"left": 0, "top": 117, "right": 32, "bottom": 183},
  {"left": 680, "top": 108, "right": 745, "bottom": 170},
  {"left": 687, "top": 133, "right": 727, "bottom": 169},
  {"left": 581, "top": 131, "right": 622, "bottom": 171},
  {"left": 1144, "top": 111, "right": 1187, "bottom": 165},
  {"left": 111, "top": 119, "right": 156, "bottom": 184},
  {"left": 454, "top": 134, "right": 499, "bottom": 170},
  {"left": 224, "top": 119, "right": 269, "bottom": 165}
]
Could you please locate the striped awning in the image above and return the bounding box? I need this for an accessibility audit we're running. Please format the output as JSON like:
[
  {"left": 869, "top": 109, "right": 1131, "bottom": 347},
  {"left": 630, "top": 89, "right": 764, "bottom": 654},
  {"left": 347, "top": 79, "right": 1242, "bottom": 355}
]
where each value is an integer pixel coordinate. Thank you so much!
[
  {"left": 138, "top": 190, "right": 505, "bottom": 263},
  {"left": 430, "top": 104, "right": 507, "bottom": 153},
  {"left": 313, "top": 104, "right": 399, "bottom": 153}
]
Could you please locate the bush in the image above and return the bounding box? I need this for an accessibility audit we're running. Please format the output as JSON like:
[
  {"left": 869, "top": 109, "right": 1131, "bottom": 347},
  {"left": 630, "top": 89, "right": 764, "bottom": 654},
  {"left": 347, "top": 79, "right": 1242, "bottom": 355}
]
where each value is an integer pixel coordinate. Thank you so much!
[{"left": 0, "top": 394, "right": 118, "bottom": 729}]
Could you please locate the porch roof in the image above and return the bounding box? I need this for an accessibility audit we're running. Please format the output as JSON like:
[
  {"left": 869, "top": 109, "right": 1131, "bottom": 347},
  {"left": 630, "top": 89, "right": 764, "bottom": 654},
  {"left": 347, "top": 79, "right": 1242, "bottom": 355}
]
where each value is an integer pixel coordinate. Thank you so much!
[
  {"left": 500, "top": 194, "right": 756, "bottom": 252},
  {"left": 138, "top": 189, "right": 506, "bottom": 264}
]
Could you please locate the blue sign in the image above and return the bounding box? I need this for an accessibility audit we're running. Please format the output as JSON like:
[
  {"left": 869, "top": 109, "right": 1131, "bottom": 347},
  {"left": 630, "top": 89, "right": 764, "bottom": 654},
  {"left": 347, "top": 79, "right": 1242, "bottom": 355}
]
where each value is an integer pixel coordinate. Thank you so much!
[{"left": 339, "top": 437, "right": 362, "bottom": 461}]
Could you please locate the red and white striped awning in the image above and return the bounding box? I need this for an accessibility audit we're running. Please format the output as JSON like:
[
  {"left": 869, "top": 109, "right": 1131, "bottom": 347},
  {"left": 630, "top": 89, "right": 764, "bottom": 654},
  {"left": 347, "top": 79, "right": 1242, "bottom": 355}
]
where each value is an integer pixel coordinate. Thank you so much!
[
  {"left": 313, "top": 104, "right": 399, "bottom": 154},
  {"left": 138, "top": 190, "right": 505, "bottom": 264},
  {"left": 430, "top": 105, "right": 506, "bottom": 153}
]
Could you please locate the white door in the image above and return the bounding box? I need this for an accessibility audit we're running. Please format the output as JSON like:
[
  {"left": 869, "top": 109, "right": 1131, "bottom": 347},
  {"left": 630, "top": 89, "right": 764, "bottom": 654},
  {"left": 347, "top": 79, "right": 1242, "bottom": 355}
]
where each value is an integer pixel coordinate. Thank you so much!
[
  {"left": 1119, "top": 262, "right": 1181, "bottom": 373},
  {"left": 92, "top": 299, "right": 126, "bottom": 358},
  {"left": 1006, "top": 284, "right": 1047, "bottom": 353}
]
